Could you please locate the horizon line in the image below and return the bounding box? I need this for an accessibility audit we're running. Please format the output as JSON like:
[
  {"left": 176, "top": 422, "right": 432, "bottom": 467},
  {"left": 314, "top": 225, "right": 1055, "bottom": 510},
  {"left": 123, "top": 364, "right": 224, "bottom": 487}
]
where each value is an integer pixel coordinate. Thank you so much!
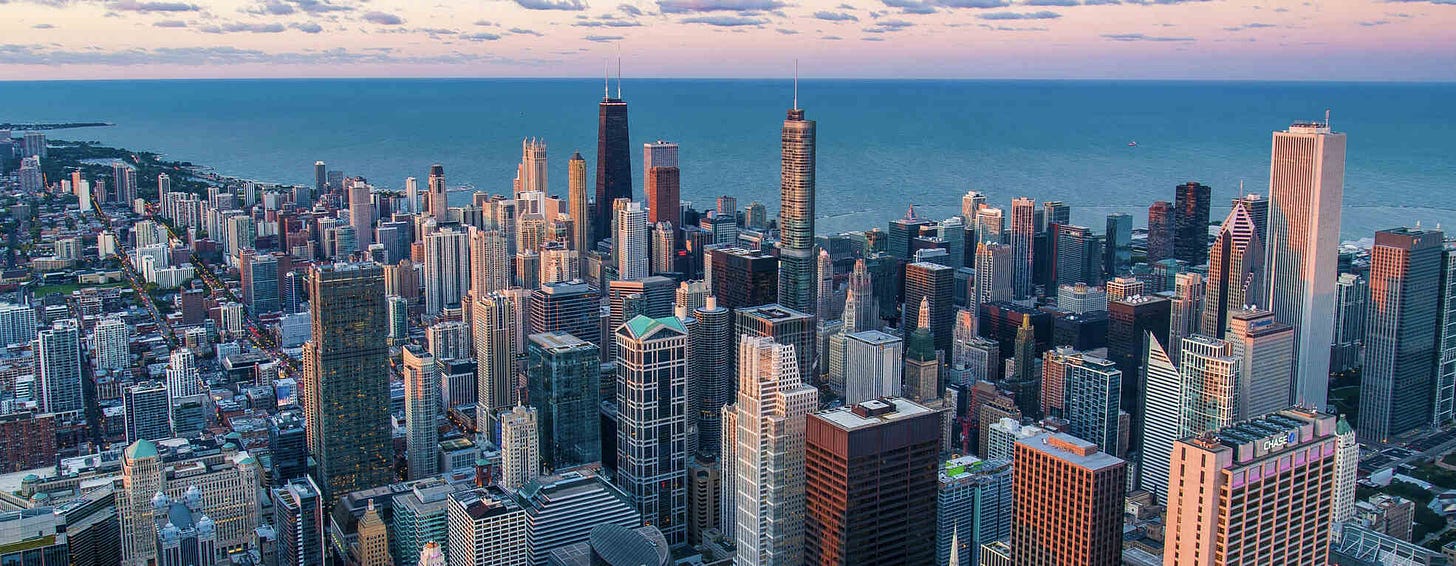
[{"left": 0, "top": 75, "right": 1453, "bottom": 85}]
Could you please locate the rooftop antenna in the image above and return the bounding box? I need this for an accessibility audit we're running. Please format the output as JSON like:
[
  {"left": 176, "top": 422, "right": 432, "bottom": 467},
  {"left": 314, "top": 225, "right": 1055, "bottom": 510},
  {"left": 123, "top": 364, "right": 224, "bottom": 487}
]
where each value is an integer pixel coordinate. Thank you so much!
[
  {"left": 793, "top": 59, "right": 799, "bottom": 110},
  {"left": 1324, "top": 108, "right": 1331, "bottom": 128},
  {"left": 603, "top": 59, "right": 609, "bottom": 99},
  {"left": 615, "top": 43, "right": 622, "bottom": 100},
  {"left": 1239, "top": 179, "right": 1244, "bottom": 194}
]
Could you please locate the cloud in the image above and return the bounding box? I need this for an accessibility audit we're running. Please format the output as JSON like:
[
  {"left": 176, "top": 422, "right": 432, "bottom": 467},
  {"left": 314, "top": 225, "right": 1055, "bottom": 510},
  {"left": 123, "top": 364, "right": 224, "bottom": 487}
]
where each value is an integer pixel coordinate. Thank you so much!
[
  {"left": 977, "top": 10, "right": 1059, "bottom": 18},
  {"left": 287, "top": 0, "right": 353, "bottom": 13},
  {"left": 1223, "top": 22, "right": 1275, "bottom": 31},
  {"left": 879, "top": 0, "right": 936, "bottom": 13},
  {"left": 31, "top": 23, "right": 55, "bottom": 29},
  {"left": 510, "top": 27, "right": 544, "bottom": 35},
  {"left": 937, "top": 0, "right": 1010, "bottom": 6},
  {"left": 515, "top": 0, "right": 589, "bottom": 9},
  {"left": 584, "top": 34, "right": 624, "bottom": 42},
  {"left": 0, "top": 43, "right": 541, "bottom": 67},
  {"left": 813, "top": 10, "right": 858, "bottom": 20},
  {"left": 474, "top": 20, "right": 495, "bottom": 26},
  {"left": 575, "top": 19, "right": 642, "bottom": 26},
  {"left": 776, "top": 27, "right": 798, "bottom": 33},
  {"left": 362, "top": 11, "right": 403, "bottom": 24},
  {"left": 656, "top": 0, "right": 785, "bottom": 13},
  {"left": 864, "top": 18, "right": 913, "bottom": 31},
  {"left": 862, "top": 36, "right": 884, "bottom": 41},
  {"left": 291, "top": 21, "right": 322, "bottom": 33},
  {"left": 462, "top": 32, "right": 502, "bottom": 40},
  {"left": 1383, "top": 0, "right": 1456, "bottom": 4},
  {"left": 982, "top": 24, "right": 1048, "bottom": 31},
  {"left": 107, "top": 1, "right": 198, "bottom": 12},
  {"left": 1358, "top": 19, "right": 1391, "bottom": 26},
  {"left": 200, "top": 21, "right": 287, "bottom": 33},
  {"left": 618, "top": 3, "right": 643, "bottom": 14},
  {"left": 152, "top": 19, "right": 187, "bottom": 27},
  {"left": 680, "top": 14, "right": 768, "bottom": 25},
  {"left": 1102, "top": 32, "right": 1195, "bottom": 41},
  {"left": 244, "top": 1, "right": 295, "bottom": 15},
  {"left": 879, "top": 0, "right": 1008, "bottom": 12},
  {"left": 822, "top": 34, "right": 843, "bottom": 39},
  {"left": 1023, "top": 0, "right": 1076, "bottom": 5}
]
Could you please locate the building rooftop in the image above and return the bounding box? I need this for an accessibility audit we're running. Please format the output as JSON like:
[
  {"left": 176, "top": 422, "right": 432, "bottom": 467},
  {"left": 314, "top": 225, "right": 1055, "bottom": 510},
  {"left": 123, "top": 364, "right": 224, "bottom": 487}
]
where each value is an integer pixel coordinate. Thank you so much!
[
  {"left": 815, "top": 397, "right": 934, "bottom": 432},
  {"left": 737, "top": 304, "right": 812, "bottom": 322},
  {"left": 847, "top": 329, "right": 900, "bottom": 346},
  {"left": 528, "top": 331, "right": 595, "bottom": 351},
  {"left": 1017, "top": 432, "right": 1124, "bottom": 472}
]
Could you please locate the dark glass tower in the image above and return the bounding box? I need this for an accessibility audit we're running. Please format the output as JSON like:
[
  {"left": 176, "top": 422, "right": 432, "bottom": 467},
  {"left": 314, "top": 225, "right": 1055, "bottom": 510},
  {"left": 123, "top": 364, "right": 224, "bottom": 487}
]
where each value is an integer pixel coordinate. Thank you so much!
[
  {"left": 594, "top": 88, "right": 632, "bottom": 244},
  {"left": 1173, "top": 181, "right": 1212, "bottom": 265},
  {"left": 778, "top": 105, "right": 818, "bottom": 314}
]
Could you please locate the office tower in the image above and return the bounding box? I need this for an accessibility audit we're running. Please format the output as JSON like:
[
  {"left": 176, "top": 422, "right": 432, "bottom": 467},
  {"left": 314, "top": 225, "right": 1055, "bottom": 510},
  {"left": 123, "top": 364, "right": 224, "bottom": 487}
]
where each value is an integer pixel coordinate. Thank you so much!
[
  {"left": 744, "top": 201, "right": 767, "bottom": 230},
  {"left": 1104, "top": 276, "right": 1145, "bottom": 303},
  {"left": 1331, "top": 273, "right": 1368, "bottom": 374},
  {"left": 273, "top": 477, "right": 325, "bottom": 566},
  {"left": 37, "top": 319, "right": 82, "bottom": 414},
  {"left": 425, "top": 163, "right": 447, "bottom": 219},
  {"left": 1003, "top": 314, "right": 1040, "bottom": 418},
  {"left": 1104, "top": 213, "right": 1132, "bottom": 276},
  {"left": 530, "top": 281, "right": 599, "bottom": 353},
  {"left": 526, "top": 332, "right": 602, "bottom": 470},
  {"left": 1265, "top": 120, "right": 1346, "bottom": 408},
  {"left": 889, "top": 206, "right": 932, "bottom": 260},
  {"left": 644, "top": 139, "right": 678, "bottom": 174},
  {"left": 842, "top": 258, "right": 878, "bottom": 332},
  {"left": 904, "top": 299, "right": 941, "bottom": 401},
  {"left": 118, "top": 439, "right": 261, "bottom": 564},
  {"left": 1334, "top": 416, "right": 1359, "bottom": 524},
  {"left": 701, "top": 247, "right": 774, "bottom": 308},
  {"left": 676, "top": 280, "right": 709, "bottom": 312},
  {"left": 424, "top": 227, "right": 470, "bottom": 314},
  {"left": 93, "top": 317, "right": 130, "bottom": 372},
  {"left": 517, "top": 137, "right": 548, "bottom": 195},
  {"left": 112, "top": 160, "right": 137, "bottom": 204},
  {"left": 124, "top": 381, "right": 172, "bottom": 442},
  {"left": 241, "top": 251, "right": 280, "bottom": 314},
  {"left": 403, "top": 345, "right": 442, "bottom": 480},
  {"left": 468, "top": 226, "right": 511, "bottom": 297},
  {"left": 594, "top": 79, "right": 632, "bottom": 243},
  {"left": 1108, "top": 293, "right": 1170, "bottom": 382},
  {"left": 312, "top": 160, "right": 327, "bottom": 195},
  {"left": 1052, "top": 224, "right": 1104, "bottom": 287},
  {"left": 693, "top": 297, "right": 733, "bottom": 459},
  {"left": 350, "top": 183, "right": 375, "bottom": 251},
  {"left": 778, "top": 102, "right": 818, "bottom": 314},
  {"left": 1200, "top": 202, "right": 1264, "bottom": 339},
  {"left": 447, "top": 488, "right": 528, "bottom": 566},
  {"left": 614, "top": 315, "right": 688, "bottom": 546},
  {"left": 650, "top": 222, "right": 675, "bottom": 275},
  {"left": 1177, "top": 335, "right": 1243, "bottom": 437},
  {"left": 403, "top": 176, "right": 419, "bottom": 215},
  {"left": 905, "top": 261, "right": 955, "bottom": 351},
  {"left": 972, "top": 242, "right": 1013, "bottom": 313},
  {"left": 936, "top": 456, "right": 1012, "bottom": 566},
  {"left": 1147, "top": 200, "right": 1174, "bottom": 262},
  {"left": 1011, "top": 433, "right": 1126, "bottom": 566},
  {"left": 716, "top": 194, "right": 738, "bottom": 218},
  {"left": 1359, "top": 227, "right": 1444, "bottom": 442},
  {"left": 735, "top": 305, "right": 816, "bottom": 385},
  {"left": 1164, "top": 409, "right": 1337, "bottom": 566},
  {"left": 0, "top": 303, "right": 37, "bottom": 347},
  {"left": 723, "top": 336, "right": 818, "bottom": 566},
  {"left": 1173, "top": 181, "right": 1212, "bottom": 265},
  {"left": 1139, "top": 332, "right": 1179, "bottom": 502},
  {"left": 513, "top": 473, "right": 642, "bottom": 566},
  {"left": 961, "top": 190, "right": 988, "bottom": 220},
  {"left": 645, "top": 143, "right": 680, "bottom": 224},
  {"left": 302, "top": 263, "right": 392, "bottom": 503},
  {"left": 1168, "top": 272, "right": 1204, "bottom": 359},
  {"left": 1436, "top": 243, "right": 1456, "bottom": 426},
  {"left": 1009, "top": 197, "right": 1035, "bottom": 298},
  {"left": 560, "top": 153, "right": 590, "bottom": 255},
  {"left": 1056, "top": 282, "right": 1106, "bottom": 314},
  {"left": 815, "top": 249, "right": 837, "bottom": 319},
  {"left": 386, "top": 295, "right": 408, "bottom": 345},
  {"left": 1232, "top": 192, "right": 1269, "bottom": 238},
  {"left": 475, "top": 292, "right": 519, "bottom": 435},
  {"left": 1062, "top": 354, "right": 1123, "bottom": 455},
  {"left": 1225, "top": 308, "right": 1295, "bottom": 420},
  {"left": 614, "top": 201, "right": 648, "bottom": 281},
  {"left": 501, "top": 405, "right": 543, "bottom": 489},
  {"left": 970, "top": 206, "right": 1003, "bottom": 245},
  {"left": 1041, "top": 200, "right": 1070, "bottom": 229},
  {"left": 269, "top": 411, "right": 308, "bottom": 485},
  {"left": 805, "top": 398, "right": 941, "bottom": 565},
  {"left": 841, "top": 330, "right": 903, "bottom": 404},
  {"left": 356, "top": 500, "right": 391, "bottom": 566},
  {"left": 608, "top": 276, "right": 675, "bottom": 331}
]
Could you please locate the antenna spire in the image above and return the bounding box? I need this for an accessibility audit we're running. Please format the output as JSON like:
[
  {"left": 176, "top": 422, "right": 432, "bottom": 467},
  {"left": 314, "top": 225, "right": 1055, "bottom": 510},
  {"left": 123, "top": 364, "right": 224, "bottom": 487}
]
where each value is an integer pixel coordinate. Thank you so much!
[
  {"left": 615, "top": 43, "right": 622, "bottom": 99},
  {"left": 793, "top": 59, "right": 799, "bottom": 110},
  {"left": 1324, "top": 108, "right": 1331, "bottom": 129},
  {"left": 603, "top": 59, "right": 609, "bottom": 99}
]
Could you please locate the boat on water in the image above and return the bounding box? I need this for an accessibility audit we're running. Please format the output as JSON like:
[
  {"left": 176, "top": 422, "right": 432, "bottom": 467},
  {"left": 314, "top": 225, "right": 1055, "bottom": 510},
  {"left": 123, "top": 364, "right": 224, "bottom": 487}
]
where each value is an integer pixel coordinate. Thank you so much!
[{"left": 1128, "top": 140, "right": 1138, "bottom": 147}]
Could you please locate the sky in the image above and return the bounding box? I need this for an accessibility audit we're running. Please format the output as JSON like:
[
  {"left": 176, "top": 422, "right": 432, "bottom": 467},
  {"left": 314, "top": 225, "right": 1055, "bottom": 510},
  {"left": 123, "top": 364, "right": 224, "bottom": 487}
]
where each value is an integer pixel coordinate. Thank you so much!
[{"left": 0, "top": 0, "right": 1452, "bottom": 81}]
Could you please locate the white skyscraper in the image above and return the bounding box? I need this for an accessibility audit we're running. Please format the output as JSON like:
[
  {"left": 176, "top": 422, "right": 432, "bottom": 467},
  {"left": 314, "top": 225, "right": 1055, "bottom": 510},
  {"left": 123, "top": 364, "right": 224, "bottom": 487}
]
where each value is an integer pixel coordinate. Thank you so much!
[
  {"left": 973, "top": 242, "right": 1013, "bottom": 311},
  {"left": 403, "top": 345, "right": 442, "bottom": 480},
  {"left": 1168, "top": 273, "right": 1204, "bottom": 360},
  {"left": 1333, "top": 415, "right": 1359, "bottom": 525},
  {"left": 517, "top": 138, "right": 548, "bottom": 196},
  {"left": 469, "top": 226, "right": 511, "bottom": 298},
  {"left": 93, "top": 317, "right": 131, "bottom": 373},
  {"left": 349, "top": 183, "right": 375, "bottom": 252},
  {"left": 1225, "top": 308, "right": 1295, "bottom": 420},
  {"left": 499, "top": 404, "right": 541, "bottom": 490},
  {"left": 1178, "top": 335, "right": 1243, "bottom": 437},
  {"left": 405, "top": 176, "right": 419, "bottom": 214},
  {"left": 1264, "top": 118, "right": 1345, "bottom": 408},
  {"left": 1139, "top": 332, "right": 1180, "bottom": 503},
  {"left": 0, "top": 303, "right": 38, "bottom": 347},
  {"left": 424, "top": 227, "right": 471, "bottom": 315},
  {"left": 446, "top": 489, "right": 528, "bottom": 566},
  {"left": 475, "top": 292, "right": 519, "bottom": 433},
  {"left": 37, "top": 319, "right": 83, "bottom": 413},
  {"left": 841, "top": 330, "right": 904, "bottom": 405},
  {"left": 723, "top": 336, "right": 818, "bottom": 566},
  {"left": 615, "top": 201, "right": 649, "bottom": 282},
  {"left": 166, "top": 347, "right": 200, "bottom": 399}
]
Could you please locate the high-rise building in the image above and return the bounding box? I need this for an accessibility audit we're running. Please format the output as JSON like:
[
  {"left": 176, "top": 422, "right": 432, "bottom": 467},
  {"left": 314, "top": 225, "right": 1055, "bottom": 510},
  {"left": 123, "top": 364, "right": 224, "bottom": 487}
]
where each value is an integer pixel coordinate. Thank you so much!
[
  {"left": 567, "top": 152, "right": 592, "bottom": 256},
  {"left": 841, "top": 330, "right": 903, "bottom": 404},
  {"left": 805, "top": 398, "right": 941, "bottom": 565},
  {"left": 778, "top": 102, "right": 818, "bottom": 314},
  {"left": 614, "top": 316, "right": 688, "bottom": 546},
  {"left": 93, "top": 316, "right": 130, "bottom": 372},
  {"left": 112, "top": 160, "right": 137, "bottom": 204},
  {"left": 1178, "top": 335, "right": 1243, "bottom": 437},
  {"left": 526, "top": 332, "right": 601, "bottom": 470},
  {"left": 735, "top": 304, "right": 816, "bottom": 385},
  {"left": 447, "top": 488, "right": 528, "bottom": 566},
  {"left": 1147, "top": 200, "right": 1174, "bottom": 263},
  {"left": 469, "top": 227, "right": 511, "bottom": 297},
  {"left": 0, "top": 303, "right": 37, "bottom": 347},
  {"left": 518, "top": 137, "right": 548, "bottom": 195},
  {"left": 1005, "top": 314, "right": 1040, "bottom": 419},
  {"left": 1168, "top": 272, "right": 1204, "bottom": 360},
  {"left": 1200, "top": 201, "right": 1264, "bottom": 339},
  {"left": 1063, "top": 354, "right": 1123, "bottom": 456},
  {"left": 1331, "top": 273, "right": 1368, "bottom": 374},
  {"left": 594, "top": 81, "right": 632, "bottom": 243},
  {"left": 501, "top": 405, "right": 542, "bottom": 490},
  {"left": 124, "top": 381, "right": 172, "bottom": 443},
  {"left": 1052, "top": 224, "right": 1104, "bottom": 287},
  {"left": 301, "top": 263, "right": 393, "bottom": 504},
  {"left": 1265, "top": 119, "right": 1346, "bottom": 408},
  {"left": 357, "top": 500, "right": 391, "bottom": 566},
  {"left": 842, "top": 259, "right": 878, "bottom": 333},
  {"left": 513, "top": 472, "right": 641, "bottom": 566},
  {"left": 1139, "top": 332, "right": 1179, "bottom": 503},
  {"left": 707, "top": 247, "right": 779, "bottom": 310},
  {"left": 1225, "top": 308, "right": 1295, "bottom": 420},
  {"left": 936, "top": 456, "right": 1012, "bottom": 566},
  {"left": 972, "top": 242, "right": 1014, "bottom": 313},
  {"left": 903, "top": 299, "right": 941, "bottom": 403},
  {"left": 1108, "top": 295, "right": 1170, "bottom": 409},
  {"left": 1057, "top": 282, "right": 1107, "bottom": 315},
  {"left": 426, "top": 320, "right": 471, "bottom": 361},
  {"left": 1334, "top": 415, "right": 1359, "bottom": 525},
  {"left": 119, "top": 439, "right": 262, "bottom": 565},
  {"left": 1359, "top": 227, "right": 1444, "bottom": 442},
  {"left": 615, "top": 201, "right": 649, "bottom": 282},
  {"left": 1435, "top": 243, "right": 1456, "bottom": 427},
  {"left": 427, "top": 164, "right": 447, "bottom": 219},
  {"left": 904, "top": 261, "right": 955, "bottom": 352},
  {"left": 273, "top": 477, "right": 325, "bottom": 566},
  {"left": 1164, "top": 409, "right": 1337, "bottom": 566},
  {"left": 723, "top": 336, "right": 818, "bottom": 566},
  {"left": 530, "top": 281, "right": 600, "bottom": 352},
  {"left": 403, "top": 345, "right": 442, "bottom": 480},
  {"left": 1104, "top": 213, "right": 1132, "bottom": 276},
  {"left": 314, "top": 160, "right": 327, "bottom": 195},
  {"left": 1233, "top": 193, "right": 1269, "bottom": 242},
  {"left": 350, "top": 183, "right": 375, "bottom": 252},
  {"left": 240, "top": 250, "right": 280, "bottom": 314},
  {"left": 692, "top": 297, "right": 733, "bottom": 459},
  {"left": 815, "top": 249, "right": 838, "bottom": 319},
  {"left": 644, "top": 142, "right": 680, "bottom": 226},
  {"left": 1173, "top": 181, "right": 1212, "bottom": 265},
  {"left": 37, "top": 319, "right": 82, "bottom": 414},
  {"left": 475, "top": 292, "right": 520, "bottom": 435},
  {"left": 424, "top": 227, "right": 470, "bottom": 314},
  {"left": 1009, "top": 197, "right": 1036, "bottom": 298},
  {"left": 1010, "top": 433, "right": 1126, "bottom": 566}
]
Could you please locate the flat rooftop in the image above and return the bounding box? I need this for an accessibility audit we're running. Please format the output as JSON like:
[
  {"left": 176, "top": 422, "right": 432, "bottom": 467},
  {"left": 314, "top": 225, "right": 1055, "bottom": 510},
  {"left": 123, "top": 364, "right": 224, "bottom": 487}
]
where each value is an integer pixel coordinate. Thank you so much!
[
  {"left": 815, "top": 397, "right": 933, "bottom": 432},
  {"left": 1017, "top": 432, "right": 1124, "bottom": 472}
]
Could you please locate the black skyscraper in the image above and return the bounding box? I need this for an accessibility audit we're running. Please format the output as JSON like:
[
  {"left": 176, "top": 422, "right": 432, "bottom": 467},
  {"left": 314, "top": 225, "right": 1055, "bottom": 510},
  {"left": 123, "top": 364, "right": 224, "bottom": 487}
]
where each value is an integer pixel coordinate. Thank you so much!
[
  {"left": 594, "top": 87, "right": 632, "bottom": 243},
  {"left": 1173, "top": 181, "right": 1212, "bottom": 265}
]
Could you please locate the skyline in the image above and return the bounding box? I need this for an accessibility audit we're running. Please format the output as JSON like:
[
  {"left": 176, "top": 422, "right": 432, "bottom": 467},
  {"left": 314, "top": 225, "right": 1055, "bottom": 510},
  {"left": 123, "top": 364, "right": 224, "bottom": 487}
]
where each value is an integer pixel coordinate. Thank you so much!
[{"left": 0, "top": 0, "right": 1452, "bottom": 81}]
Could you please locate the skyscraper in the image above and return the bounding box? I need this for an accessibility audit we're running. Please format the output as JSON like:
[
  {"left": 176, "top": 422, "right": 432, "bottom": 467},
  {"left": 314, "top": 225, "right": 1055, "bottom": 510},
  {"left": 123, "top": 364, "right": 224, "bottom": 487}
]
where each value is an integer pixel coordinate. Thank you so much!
[
  {"left": 37, "top": 319, "right": 82, "bottom": 414},
  {"left": 1139, "top": 332, "right": 1180, "bottom": 503},
  {"left": 1104, "top": 212, "right": 1132, "bottom": 277},
  {"left": 475, "top": 292, "right": 520, "bottom": 435},
  {"left": 1009, "top": 197, "right": 1036, "bottom": 298},
  {"left": 350, "top": 183, "right": 375, "bottom": 252},
  {"left": 1225, "top": 308, "right": 1295, "bottom": 420},
  {"left": 842, "top": 258, "right": 878, "bottom": 333},
  {"left": 644, "top": 141, "right": 680, "bottom": 226},
  {"left": 1147, "top": 200, "right": 1174, "bottom": 263},
  {"left": 93, "top": 316, "right": 130, "bottom": 372},
  {"left": 501, "top": 405, "right": 542, "bottom": 490},
  {"left": 1359, "top": 227, "right": 1444, "bottom": 442},
  {"left": 805, "top": 398, "right": 941, "bottom": 565},
  {"left": 469, "top": 226, "right": 511, "bottom": 297},
  {"left": 1006, "top": 314, "right": 1041, "bottom": 419},
  {"left": 614, "top": 315, "right": 688, "bottom": 546},
  {"left": 615, "top": 201, "right": 648, "bottom": 282},
  {"left": 1265, "top": 119, "right": 1346, "bottom": 408},
  {"left": 447, "top": 488, "right": 528, "bottom": 566},
  {"left": 1011, "top": 433, "right": 1126, "bottom": 566},
  {"left": 723, "top": 336, "right": 818, "bottom": 566},
  {"left": 1173, "top": 181, "right": 1212, "bottom": 265},
  {"left": 302, "top": 263, "right": 393, "bottom": 504},
  {"left": 1178, "top": 335, "right": 1243, "bottom": 437},
  {"left": 904, "top": 261, "right": 955, "bottom": 352},
  {"left": 692, "top": 297, "right": 733, "bottom": 460},
  {"left": 841, "top": 329, "right": 904, "bottom": 404},
  {"left": 735, "top": 304, "right": 816, "bottom": 385},
  {"left": 1200, "top": 201, "right": 1264, "bottom": 339},
  {"left": 972, "top": 241, "right": 1013, "bottom": 312},
  {"left": 1331, "top": 273, "right": 1368, "bottom": 374},
  {"left": 518, "top": 137, "right": 548, "bottom": 195},
  {"left": 526, "top": 332, "right": 602, "bottom": 470},
  {"left": 403, "top": 345, "right": 441, "bottom": 480},
  {"left": 124, "top": 381, "right": 172, "bottom": 443},
  {"left": 936, "top": 455, "right": 1012, "bottom": 566},
  {"left": 427, "top": 164, "right": 447, "bottom": 219},
  {"left": 707, "top": 247, "right": 779, "bottom": 310},
  {"left": 568, "top": 152, "right": 592, "bottom": 256},
  {"left": 314, "top": 160, "right": 327, "bottom": 196},
  {"left": 1063, "top": 354, "right": 1123, "bottom": 456},
  {"left": 424, "top": 227, "right": 470, "bottom": 315},
  {"left": 1168, "top": 272, "right": 1204, "bottom": 360},
  {"left": 1052, "top": 224, "right": 1104, "bottom": 287},
  {"left": 1164, "top": 409, "right": 1338, "bottom": 566},
  {"left": 1435, "top": 243, "right": 1456, "bottom": 427},
  {"left": 594, "top": 80, "right": 632, "bottom": 243},
  {"left": 778, "top": 101, "right": 818, "bottom": 314}
]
